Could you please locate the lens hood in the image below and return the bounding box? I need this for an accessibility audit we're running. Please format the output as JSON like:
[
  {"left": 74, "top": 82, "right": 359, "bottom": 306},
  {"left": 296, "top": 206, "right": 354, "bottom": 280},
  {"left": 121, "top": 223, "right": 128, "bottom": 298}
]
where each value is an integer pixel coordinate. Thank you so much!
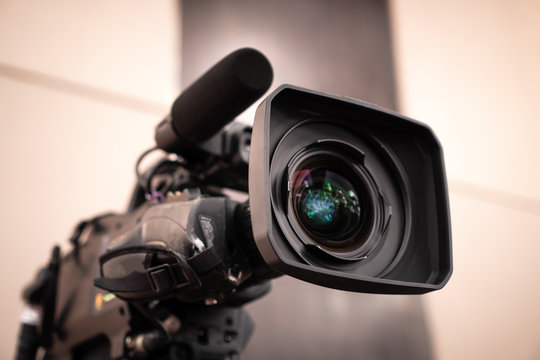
[{"left": 249, "top": 85, "right": 452, "bottom": 294}]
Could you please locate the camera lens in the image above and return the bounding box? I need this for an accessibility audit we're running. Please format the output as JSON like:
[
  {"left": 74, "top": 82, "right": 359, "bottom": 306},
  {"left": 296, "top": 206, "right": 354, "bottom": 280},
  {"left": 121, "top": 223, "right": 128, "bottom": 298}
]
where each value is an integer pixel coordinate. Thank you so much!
[
  {"left": 269, "top": 126, "right": 390, "bottom": 262},
  {"left": 286, "top": 144, "right": 378, "bottom": 254},
  {"left": 291, "top": 168, "right": 361, "bottom": 244}
]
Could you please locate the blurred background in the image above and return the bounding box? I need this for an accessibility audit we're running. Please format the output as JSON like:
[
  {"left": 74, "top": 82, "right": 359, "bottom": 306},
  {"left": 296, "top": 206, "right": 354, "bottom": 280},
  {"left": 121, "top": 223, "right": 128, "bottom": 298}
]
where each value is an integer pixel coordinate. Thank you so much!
[{"left": 1, "top": 0, "right": 539, "bottom": 359}]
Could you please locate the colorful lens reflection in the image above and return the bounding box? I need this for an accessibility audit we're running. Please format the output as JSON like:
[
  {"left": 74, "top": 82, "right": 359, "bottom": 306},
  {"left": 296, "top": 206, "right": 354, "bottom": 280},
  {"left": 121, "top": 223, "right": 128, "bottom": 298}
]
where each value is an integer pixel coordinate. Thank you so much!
[{"left": 291, "top": 168, "right": 361, "bottom": 242}]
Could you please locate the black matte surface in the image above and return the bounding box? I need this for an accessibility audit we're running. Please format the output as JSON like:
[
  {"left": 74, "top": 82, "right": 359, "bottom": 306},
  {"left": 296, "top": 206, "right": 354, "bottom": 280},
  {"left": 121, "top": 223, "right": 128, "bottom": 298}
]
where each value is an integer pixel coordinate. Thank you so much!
[{"left": 170, "top": 48, "right": 272, "bottom": 142}]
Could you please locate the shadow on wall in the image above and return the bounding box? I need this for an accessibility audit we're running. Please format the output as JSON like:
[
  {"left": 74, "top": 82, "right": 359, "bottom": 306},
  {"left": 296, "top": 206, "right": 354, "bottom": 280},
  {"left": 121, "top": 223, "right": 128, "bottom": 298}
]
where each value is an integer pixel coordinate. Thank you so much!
[
  {"left": 181, "top": 1, "right": 432, "bottom": 359},
  {"left": 245, "top": 277, "right": 432, "bottom": 360}
]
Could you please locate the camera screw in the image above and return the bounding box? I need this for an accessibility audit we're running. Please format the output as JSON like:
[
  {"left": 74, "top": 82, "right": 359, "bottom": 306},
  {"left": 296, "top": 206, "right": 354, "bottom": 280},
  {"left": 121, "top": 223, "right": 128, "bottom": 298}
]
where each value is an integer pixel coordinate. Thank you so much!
[
  {"left": 162, "top": 315, "right": 181, "bottom": 334},
  {"left": 204, "top": 298, "right": 218, "bottom": 306}
]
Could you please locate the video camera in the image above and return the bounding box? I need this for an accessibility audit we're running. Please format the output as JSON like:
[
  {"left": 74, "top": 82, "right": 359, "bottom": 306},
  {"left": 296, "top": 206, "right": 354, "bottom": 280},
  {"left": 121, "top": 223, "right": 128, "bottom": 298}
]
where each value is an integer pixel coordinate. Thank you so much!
[{"left": 16, "top": 48, "right": 452, "bottom": 360}]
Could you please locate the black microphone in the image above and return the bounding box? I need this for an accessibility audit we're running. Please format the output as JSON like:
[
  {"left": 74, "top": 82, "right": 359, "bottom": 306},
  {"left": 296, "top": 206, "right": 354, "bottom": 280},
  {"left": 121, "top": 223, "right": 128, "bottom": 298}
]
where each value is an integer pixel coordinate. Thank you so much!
[{"left": 155, "top": 48, "right": 273, "bottom": 153}]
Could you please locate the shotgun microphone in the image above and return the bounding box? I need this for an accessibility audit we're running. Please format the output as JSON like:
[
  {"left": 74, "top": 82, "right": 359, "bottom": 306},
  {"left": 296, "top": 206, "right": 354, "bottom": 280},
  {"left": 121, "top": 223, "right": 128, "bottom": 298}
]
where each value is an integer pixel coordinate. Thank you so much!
[{"left": 155, "top": 48, "right": 273, "bottom": 153}]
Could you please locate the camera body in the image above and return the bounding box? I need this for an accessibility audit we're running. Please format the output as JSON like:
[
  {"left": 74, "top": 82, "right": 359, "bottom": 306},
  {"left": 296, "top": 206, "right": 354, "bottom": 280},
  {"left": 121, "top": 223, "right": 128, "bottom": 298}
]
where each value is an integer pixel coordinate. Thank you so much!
[
  {"left": 250, "top": 85, "right": 452, "bottom": 294},
  {"left": 18, "top": 49, "right": 452, "bottom": 360}
]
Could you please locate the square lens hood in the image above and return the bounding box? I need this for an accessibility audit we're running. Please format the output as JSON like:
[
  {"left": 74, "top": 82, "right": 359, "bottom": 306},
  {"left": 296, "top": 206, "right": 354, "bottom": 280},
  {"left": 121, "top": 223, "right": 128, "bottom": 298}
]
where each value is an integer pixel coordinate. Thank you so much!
[{"left": 249, "top": 85, "right": 452, "bottom": 294}]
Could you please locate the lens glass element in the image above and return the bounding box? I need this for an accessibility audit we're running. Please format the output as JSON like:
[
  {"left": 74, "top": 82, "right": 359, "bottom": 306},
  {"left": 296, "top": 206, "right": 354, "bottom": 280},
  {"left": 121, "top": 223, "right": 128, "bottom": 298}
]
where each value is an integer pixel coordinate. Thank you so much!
[{"left": 290, "top": 168, "right": 362, "bottom": 246}]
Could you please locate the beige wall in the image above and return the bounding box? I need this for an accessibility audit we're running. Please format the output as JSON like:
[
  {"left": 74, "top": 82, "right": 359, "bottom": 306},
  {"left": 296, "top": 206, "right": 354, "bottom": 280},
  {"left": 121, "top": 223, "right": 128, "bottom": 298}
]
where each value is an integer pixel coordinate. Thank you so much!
[
  {"left": 0, "top": 1, "right": 181, "bottom": 358},
  {"left": 1, "top": 1, "right": 540, "bottom": 359},
  {"left": 391, "top": 1, "right": 540, "bottom": 359}
]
